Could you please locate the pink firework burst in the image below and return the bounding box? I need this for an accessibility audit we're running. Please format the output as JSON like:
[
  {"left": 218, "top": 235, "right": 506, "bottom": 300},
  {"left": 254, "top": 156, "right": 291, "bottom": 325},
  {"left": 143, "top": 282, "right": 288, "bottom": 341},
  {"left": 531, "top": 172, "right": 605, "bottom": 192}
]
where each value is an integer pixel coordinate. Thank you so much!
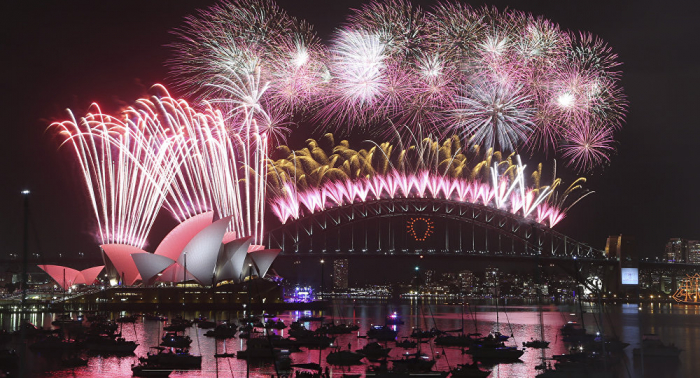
[
  {"left": 560, "top": 121, "right": 615, "bottom": 171},
  {"left": 167, "top": 0, "right": 627, "bottom": 171}
]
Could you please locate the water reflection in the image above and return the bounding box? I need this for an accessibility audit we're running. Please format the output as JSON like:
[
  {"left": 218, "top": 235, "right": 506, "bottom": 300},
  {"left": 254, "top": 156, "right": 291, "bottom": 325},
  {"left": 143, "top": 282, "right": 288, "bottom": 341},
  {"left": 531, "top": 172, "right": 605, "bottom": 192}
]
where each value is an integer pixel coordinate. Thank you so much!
[{"left": 0, "top": 300, "right": 693, "bottom": 378}]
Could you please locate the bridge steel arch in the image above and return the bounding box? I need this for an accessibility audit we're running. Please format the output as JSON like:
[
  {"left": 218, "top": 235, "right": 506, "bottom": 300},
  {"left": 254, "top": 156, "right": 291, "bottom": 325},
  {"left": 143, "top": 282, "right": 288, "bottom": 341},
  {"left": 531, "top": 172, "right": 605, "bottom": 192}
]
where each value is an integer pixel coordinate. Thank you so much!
[{"left": 267, "top": 198, "right": 608, "bottom": 262}]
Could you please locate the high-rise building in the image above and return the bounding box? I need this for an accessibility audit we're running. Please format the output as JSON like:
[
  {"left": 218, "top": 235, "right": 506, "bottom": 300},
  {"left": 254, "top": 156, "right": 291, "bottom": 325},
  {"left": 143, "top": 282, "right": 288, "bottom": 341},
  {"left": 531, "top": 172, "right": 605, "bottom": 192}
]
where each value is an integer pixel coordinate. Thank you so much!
[
  {"left": 665, "top": 238, "right": 688, "bottom": 263},
  {"left": 688, "top": 240, "right": 700, "bottom": 264},
  {"left": 458, "top": 270, "right": 474, "bottom": 293},
  {"left": 441, "top": 272, "right": 457, "bottom": 286},
  {"left": 333, "top": 259, "right": 348, "bottom": 289},
  {"left": 484, "top": 266, "right": 499, "bottom": 296},
  {"left": 424, "top": 269, "right": 435, "bottom": 285},
  {"left": 605, "top": 234, "right": 637, "bottom": 267}
]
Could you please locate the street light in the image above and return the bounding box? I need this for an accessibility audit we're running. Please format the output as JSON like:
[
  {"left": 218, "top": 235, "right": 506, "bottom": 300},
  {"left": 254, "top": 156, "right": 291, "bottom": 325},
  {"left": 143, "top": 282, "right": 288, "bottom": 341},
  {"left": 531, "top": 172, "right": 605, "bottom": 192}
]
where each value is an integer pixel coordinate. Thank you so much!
[{"left": 320, "top": 259, "right": 325, "bottom": 300}]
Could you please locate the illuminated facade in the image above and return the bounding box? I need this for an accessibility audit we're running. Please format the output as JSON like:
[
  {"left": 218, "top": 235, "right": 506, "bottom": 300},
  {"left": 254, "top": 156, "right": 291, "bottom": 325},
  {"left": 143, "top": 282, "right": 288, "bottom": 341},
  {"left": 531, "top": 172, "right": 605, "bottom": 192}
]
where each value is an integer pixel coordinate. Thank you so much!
[
  {"left": 688, "top": 240, "right": 700, "bottom": 264},
  {"left": 333, "top": 259, "right": 349, "bottom": 289},
  {"left": 38, "top": 265, "right": 105, "bottom": 290},
  {"left": 665, "top": 238, "right": 688, "bottom": 263},
  {"left": 96, "top": 213, "right": 280, "bottom": 287},
  {"left": 605, "top": 234, "right": 637, "bottom": 267},
  {"left": 485, "top": 266, "right": 499, "bottom": 296},
  {"left": 459, "top": 270, "right": 474, "bottom": 294}
]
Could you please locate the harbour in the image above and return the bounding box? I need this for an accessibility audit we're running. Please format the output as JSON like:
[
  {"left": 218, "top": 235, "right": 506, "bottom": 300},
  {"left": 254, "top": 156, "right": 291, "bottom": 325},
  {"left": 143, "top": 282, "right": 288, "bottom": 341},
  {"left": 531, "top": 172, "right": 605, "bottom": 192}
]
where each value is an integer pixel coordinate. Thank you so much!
[{"left": 0, "top": 299, "right": 695, "bottom": 377}]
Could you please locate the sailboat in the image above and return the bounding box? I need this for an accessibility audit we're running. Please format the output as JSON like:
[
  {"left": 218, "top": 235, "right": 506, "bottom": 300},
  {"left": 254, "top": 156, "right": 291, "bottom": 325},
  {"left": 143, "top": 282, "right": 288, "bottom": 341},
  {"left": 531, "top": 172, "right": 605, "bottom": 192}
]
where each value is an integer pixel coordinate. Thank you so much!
[
  {"left": 524, "top": 264, "right": 549, "bottom": 349},
  {"left": 466, "top": 279, "right": 524, "bottom": 362},
  {"left": 672, "top": 273, "right": 700, "bottom": 304}
]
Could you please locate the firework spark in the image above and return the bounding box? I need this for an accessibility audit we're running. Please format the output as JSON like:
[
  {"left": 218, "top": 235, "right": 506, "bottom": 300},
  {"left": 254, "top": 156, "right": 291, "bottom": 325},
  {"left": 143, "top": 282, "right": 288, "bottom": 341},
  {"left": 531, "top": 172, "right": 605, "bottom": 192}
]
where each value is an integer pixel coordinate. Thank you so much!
[
  {"left": 169, "top": 0, "right": 626, "bottom": 171},
  {"left": 268, "top": 134, "right": 588, "bottom": 227},
  {"left": 53, "top": 86, "right": 269, "bottom": 247},
  {"left": 448, "top": 78, "right": 535, "bottom": 151},
  {"left": 560, "top": 121, "right": 615, "bottom": 172},
  {"left": 52, "top": 103, "right": 185, "bottom": 248}
]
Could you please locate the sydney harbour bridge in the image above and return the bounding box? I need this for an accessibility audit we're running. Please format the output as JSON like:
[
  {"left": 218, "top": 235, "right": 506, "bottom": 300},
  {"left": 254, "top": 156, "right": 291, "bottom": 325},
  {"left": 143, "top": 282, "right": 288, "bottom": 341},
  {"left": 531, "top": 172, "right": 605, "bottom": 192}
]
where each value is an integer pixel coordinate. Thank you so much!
[
  {"left": 269, "top": 198, "right": 605, "bottom": 260},
  {"left": 267, "top": 195, "right": 616, "bottom": 293}
]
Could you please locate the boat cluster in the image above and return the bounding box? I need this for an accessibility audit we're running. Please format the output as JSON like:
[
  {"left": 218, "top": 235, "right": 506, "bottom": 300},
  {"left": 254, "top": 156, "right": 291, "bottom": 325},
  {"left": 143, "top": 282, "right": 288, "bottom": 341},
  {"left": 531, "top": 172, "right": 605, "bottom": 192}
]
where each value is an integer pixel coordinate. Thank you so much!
[
  {"left": 0, "top": 313, "right": 140, "bottom": 375},
  {"left": 536, "top": 321, "right": 681, "bottom": 378},
  {"left": 278, "top": 315, "right": 502, "bottom": 378},
  {"left": 0, "top": 310, "right": 684, "bottom": 378}
]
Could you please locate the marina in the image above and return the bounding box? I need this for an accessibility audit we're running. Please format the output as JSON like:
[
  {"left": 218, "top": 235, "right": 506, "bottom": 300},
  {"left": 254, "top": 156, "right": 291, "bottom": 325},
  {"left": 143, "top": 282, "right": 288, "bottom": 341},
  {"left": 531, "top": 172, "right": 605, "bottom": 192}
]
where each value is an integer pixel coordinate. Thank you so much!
[{"left": 0, "top": 299, "right": 694, "bottom": 377}]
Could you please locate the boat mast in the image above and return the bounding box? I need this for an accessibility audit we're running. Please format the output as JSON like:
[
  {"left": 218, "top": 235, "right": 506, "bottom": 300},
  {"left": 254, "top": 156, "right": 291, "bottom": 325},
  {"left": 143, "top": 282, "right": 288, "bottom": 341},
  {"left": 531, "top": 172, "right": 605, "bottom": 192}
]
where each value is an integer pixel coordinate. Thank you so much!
[{"left": 19, "top": 190, "right": 30, "bottom": 378}]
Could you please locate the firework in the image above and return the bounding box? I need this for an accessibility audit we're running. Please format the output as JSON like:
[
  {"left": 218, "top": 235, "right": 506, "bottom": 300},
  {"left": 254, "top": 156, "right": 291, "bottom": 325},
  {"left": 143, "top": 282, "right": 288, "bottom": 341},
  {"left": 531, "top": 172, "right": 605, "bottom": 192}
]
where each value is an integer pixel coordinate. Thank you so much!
[
  {"left": 168, "top": 0, "right": 326, "bottom": 118},
  {"left": 268, "top": 134, "right": 588, "bottom": 227},
  {"left": 52, "top": 103, "right": 185, "bottom": 248},
  {"left": 560, "top": 121, "right": 615, "bottom": 172},
  {"left": 169, "top": 0, "right": 626, "bottom": 171},
  {"left": 316, "top": 29, "right": 389, "bottom": 128},
  {"left": 447, "top": 77, "right": 535, "bottom": 151},
  {"left": 53, "top": 86, "right": 269, "bottom": 247}
]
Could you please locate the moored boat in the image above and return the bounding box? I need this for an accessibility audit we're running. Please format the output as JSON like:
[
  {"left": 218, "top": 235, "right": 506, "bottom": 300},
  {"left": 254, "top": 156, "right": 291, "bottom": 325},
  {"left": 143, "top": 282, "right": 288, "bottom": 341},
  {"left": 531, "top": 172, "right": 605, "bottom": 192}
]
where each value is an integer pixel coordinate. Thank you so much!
[
  {"left": 385, "top": 312, "right": 405, "bottom": 325},
  {"left": 326, "top": 349, "right": 365, "bottom": 365},
  {"left": 391, "top": 352, "right": 436, "bottom": 372},
  {"left": 85, "top": 336, "right": 138, "bottom": 354},
  {"left": 523, "top": 339, "right": 550, "bottom": 348},
  {"left": 368, "top": 325, "right": 398, "bottom": 341},
  {"left": 141, "top": 347, "right": 202, "bottom": 368},
  {"left": 237, "top": 337, "right": 286, "bottom": 359},
  {"left": 204, "top": 323, "right": 238, "bottom": 338},
  {"left": 357, "top": 342, "right": 391, "bottom": 358},
  {"left": 396, "top": 339, "right": 417, "bottom": 349},
  {"left": 467, "top": 345, "right": 524, "bottom": 361},
  {"left": 450, "top": 362, "right": 491, "bottom": 378},
  {"left": 632, "top": 334, "right": 682, "bottom": 358},
  {"left": 160, "top": 332, "right": 192, "bottom": 348}
]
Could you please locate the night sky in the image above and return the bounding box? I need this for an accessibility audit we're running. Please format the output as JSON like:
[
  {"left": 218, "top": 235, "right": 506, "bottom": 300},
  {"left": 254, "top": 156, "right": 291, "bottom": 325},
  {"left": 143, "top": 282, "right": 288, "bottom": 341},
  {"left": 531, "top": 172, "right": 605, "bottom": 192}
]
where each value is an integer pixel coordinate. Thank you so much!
[{"left": 3, "top": 0, "right": 700, "bottom": 265}]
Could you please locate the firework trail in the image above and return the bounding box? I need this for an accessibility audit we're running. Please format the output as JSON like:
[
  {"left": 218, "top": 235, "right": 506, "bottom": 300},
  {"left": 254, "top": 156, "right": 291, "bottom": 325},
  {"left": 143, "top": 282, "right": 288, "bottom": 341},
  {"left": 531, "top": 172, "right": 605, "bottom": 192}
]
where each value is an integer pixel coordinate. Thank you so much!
[
  {"left": 267, "top": 134, "right": 589, "bottom": 227},
  {"left": 53, "top": 86, "right": 269, "bottom": 247},
  {"left": 170, "top": 0, "right": 626, "bottom": 171},
  {"left": 560, "top": 120, "right": 615, "bottom": 171},
  {"left": 52, "top": 104, "right": 185, "bottom": 248},
  {"left": 168, "top": 0, "right": 326, "bottom": 124}
]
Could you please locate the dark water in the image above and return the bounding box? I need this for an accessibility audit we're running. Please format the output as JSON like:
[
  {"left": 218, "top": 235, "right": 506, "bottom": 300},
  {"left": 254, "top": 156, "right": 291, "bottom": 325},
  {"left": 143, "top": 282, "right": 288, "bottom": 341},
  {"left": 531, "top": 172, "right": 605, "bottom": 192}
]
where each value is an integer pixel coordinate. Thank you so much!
[{"left": 1, "top": 300, "right": 697, "bottom": 377}]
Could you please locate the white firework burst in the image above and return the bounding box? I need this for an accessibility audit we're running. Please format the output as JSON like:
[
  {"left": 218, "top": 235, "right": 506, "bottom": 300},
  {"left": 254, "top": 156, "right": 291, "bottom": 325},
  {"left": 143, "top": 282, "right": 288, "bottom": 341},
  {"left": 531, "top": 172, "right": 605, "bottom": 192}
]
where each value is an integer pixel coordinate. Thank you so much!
[{"left": 448, "top": 79, "right": 535, "bottom": 151}]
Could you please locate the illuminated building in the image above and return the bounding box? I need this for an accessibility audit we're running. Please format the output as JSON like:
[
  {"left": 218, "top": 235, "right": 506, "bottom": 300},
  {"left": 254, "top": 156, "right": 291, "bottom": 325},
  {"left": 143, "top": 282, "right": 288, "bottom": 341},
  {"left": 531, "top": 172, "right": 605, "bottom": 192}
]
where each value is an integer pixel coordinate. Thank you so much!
[
  {"left": 37, "top": 265, "right": 104, "bottom": 291},
  {"left": 688, "top": 240, "right": 700, "bottom": 264},
  {"left": 424, "top": 270, "right": 435, "bottom": 285},
  {"left": 333, "top": 259, "right": 349, "bottom": 289},
  {"left": 605, "top": 234, "right": 637, "bottom": 266},
  {"left": 665, "top": 238, "right": 688, "bottom": 263},
  {"left": 485, "top": 266, "right": 499, "bottom": 296},
  {"left": 458, "top": 270, "right": 474, "bottom": 294},
  {"left": 42, "top": 213, "right": 281, "bottom": 289}
]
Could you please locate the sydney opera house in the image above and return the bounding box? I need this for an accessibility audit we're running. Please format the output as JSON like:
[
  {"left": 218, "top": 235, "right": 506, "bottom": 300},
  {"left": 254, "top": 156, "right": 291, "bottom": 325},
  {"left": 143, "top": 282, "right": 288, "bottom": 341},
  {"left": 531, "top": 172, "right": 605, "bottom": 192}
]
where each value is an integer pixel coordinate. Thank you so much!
[{"left": 38, "top": 212, "right": 280, "bottom": 292}]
